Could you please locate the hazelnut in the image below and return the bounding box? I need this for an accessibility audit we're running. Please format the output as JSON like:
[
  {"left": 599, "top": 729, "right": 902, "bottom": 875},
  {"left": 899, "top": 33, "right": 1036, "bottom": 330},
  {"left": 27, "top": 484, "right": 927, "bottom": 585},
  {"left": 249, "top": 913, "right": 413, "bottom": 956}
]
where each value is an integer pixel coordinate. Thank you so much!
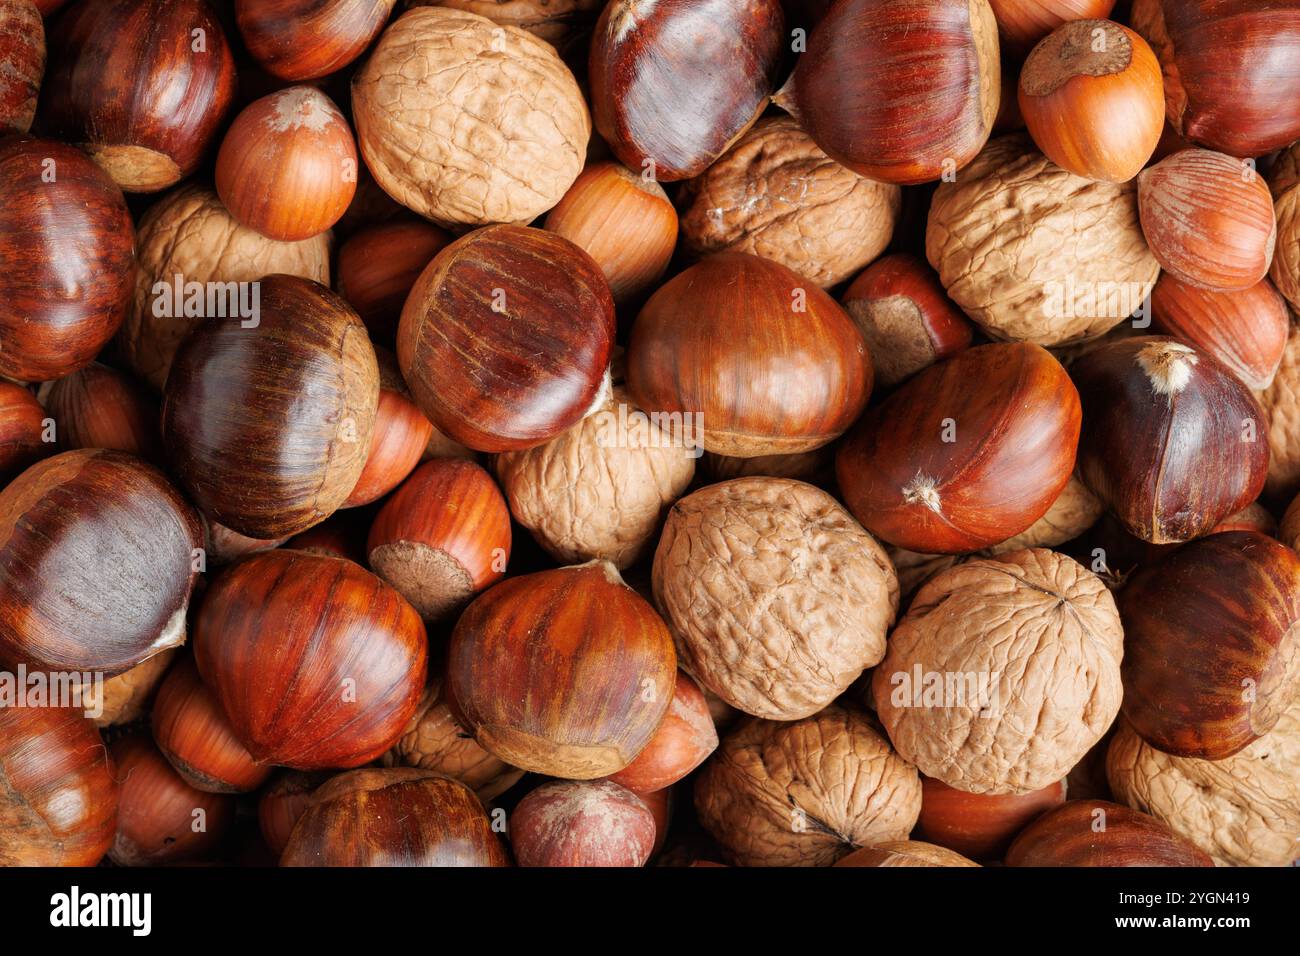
[
  {"left": 655, "top": 478, "right": 898, "bottom": 721},
  {"left": 336, "top": 220, "right": 453, "bottom": 345},
  {"left": 677, "top": 116, "right": 902, "bottom": 289},
  {"left": 509, "top": 779, "right": 656, "bottom": 868},
  {"left": 835, "top": 841, "right": 980, "bottom": 868},
  {"left": 0, "top": 0, "right": 43, "bottom": 134},
  {"left": 916, "top": 777, "right": 1067, "bottom": 861},
  {"left": 988, "top": 0, "right": 1118, "bottom": 59},
  {"left": 871, "top": 549, "right": 1124, "bottom": 795},
  {"left": 694, "top": 706, "right": 922, "bottom": 867},
  {"left": 606, "top": 670, "right": 718, "bottom": 794}
]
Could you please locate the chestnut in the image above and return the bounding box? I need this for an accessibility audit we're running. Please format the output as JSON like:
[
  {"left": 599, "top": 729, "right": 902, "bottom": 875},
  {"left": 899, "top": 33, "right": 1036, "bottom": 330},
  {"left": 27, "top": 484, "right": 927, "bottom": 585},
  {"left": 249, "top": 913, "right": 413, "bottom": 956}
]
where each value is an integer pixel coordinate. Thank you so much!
[
  {"left": 162, "top": 274, "right": 379, "bottom": 539},
  {"left": 588, "top": 0, "right": 785, "bottom": 182},
  {"left": 792, "top": 0, "right": 1000, "bottom": 185},
  {"left": 1118, "top": 531, "right": 1300, "bottom": 760},
  {"left": 336, "top": 220, "right": 452, "bottom": 345},
  {"left": 32, "top": 0, "right": 63, "bottom": 13},
  {"left": 0, "top": 136, "right": 134, "bottom": 383},
  {"left": 366, "top": 458, "right": 511, "bottom": 621},
  {"left": 836, "top": 343, "right": 1081, "bottom": 554},
  {"left": 446, "top": 560, "right": 677, "bottom": 779},
  {"left": 627, "top": 252, "right": 871, "bottom": 458},
  {"left": 397, "top": 225, "right": 615, "bottom": 453},
  {"left": 281, "top": 768, "right": 509, "bottom": 867},
  {"left": 988, "top": 0, "right": 1117, "bottom": 58},
  {"left": 0, "top": 0, "right": 43, "bottom": 133},
  {"left": 194, "top": 549, "right": 428, "bottom": 770},
  {"left": 0, "top": 704, "right": 118, "bottom": 866},
  {"left": 1018, "top": 19, "right": 1164, "bottom": 183},
  {"left": 344, "top": 348, "right": 434, "bottom": 508},
  {"left": 235, "top": 0, "right": 397, "bottom": 81},
  {"left": 1071, "top": 336, "right": 1269, "bottom": 544},
  {"left": 0, "top": 450, "right": 201, "bottom": 674},
  {"left": 915, "top": 777, "right": 1067, "bottom": 862},
  {"left": 37, "top": 362, "right": 160, "bottom": 461},
  {"left": 606, "top": 671, "right": 718, "bottom": 794},
  {"left": 509, "top": 780, "right": 656, "bottom": 868},
  {"left": 257, "top": 770, "right": 330, "bottom": 857},
  {"left": 39, "top": 0, "right": 237, "bottom": 192},
  {"left": 1005, "top": 800, "right": 1213, "bottom": 867},
  {"left": 215, "top": 87, "right": 358, "bottom": 242},
  {"left": 152, "top": 656, "right": 270, "bottom": 795},
  {"left": 0, "top": 382, "right": 50, "bottom": 482}
]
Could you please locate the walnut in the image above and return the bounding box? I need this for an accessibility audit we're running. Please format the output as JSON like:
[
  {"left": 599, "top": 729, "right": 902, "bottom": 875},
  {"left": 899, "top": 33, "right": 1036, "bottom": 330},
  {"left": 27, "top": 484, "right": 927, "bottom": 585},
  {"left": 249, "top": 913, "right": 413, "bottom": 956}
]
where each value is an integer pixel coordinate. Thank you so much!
[
  {"left": 118, "top": 184, "right": 331, "bottom": 391},
  {"left": 694, "top": 706, "right": 921, "bottom": 867},
  {"left": 408, "top": 0, "right": 603, "bottom": 56},
  {"left": 653, "top": 478, "right": 899, "bottom": 720},
  {"left": 1107, "top": 711, "right": 1300, "bottom": 867},
  {"left": 836, "top": 840, "right": 980, "bottom": 868},
  {"left": 677, "top": 116, "right": 901, "bottom": 289},
  {"left": 1260, "top": 319, "right": 1300, "bottom": 501},
  {"left": 926, "top": 134, "right": 1160, "bottom": 346},
  {"left": 985, "top": 475, "right": 1104, "bottom": 555},
  {"left": 1271, "top": 143, "right": 1300, "bottom": 312},
  {"left": 1281, "top": 494, "right": 1300, "bottom": 551},
  {"left": 353, "top": 7, "right": 589, "bottom": 228},
  {"left": 494, "top": 388, "right": 695, "bottom": 570},
  {"left": 872, "top": 548, "right": 1124, "bottom": 795}
]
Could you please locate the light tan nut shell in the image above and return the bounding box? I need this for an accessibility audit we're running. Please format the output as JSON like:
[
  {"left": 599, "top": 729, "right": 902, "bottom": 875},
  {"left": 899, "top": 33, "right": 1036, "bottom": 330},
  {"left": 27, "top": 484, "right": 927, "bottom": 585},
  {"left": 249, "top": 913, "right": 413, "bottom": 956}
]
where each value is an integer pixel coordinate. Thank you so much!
[
  {"left": 836, "top": 840, "right": 980, "bottom": 867},
  {"left": 119, "top": 184, "right": 331, "bottom": 391},
  {"left": 1260, "top": 319, "right": 1300, "bottom": 501},
  {"left": 1271, "top": 143, "right": 1300, "bottom": 312},
  {"left": 985, "top": 474, "right": 1104, "bottom": 555},
  {"left": 678, "top": 116, "right": 901, "bottom": 289},
  {"left": 653, "top": 477, "right": 899, "bottom": 721},
  {"left": 1107, "top": 711, "right": 1300, "bottom": 867},
  {"left": 495, "top": 388, "right": 695, "bottom": 570},
  {"left": 76, "top": 648, "right": 178, "bottom": 728},
  {"left": 872, "top": 548, "right": 1124, "bottom": 795},
  {"left": 352, "top": 7, "right": 589, "bottom": 227},
  {"left": 694, "top": 705, "right": 922, "bottom": 867},
  {"left": 926, "top": 134, "right": 1159, "bottom": 346}
]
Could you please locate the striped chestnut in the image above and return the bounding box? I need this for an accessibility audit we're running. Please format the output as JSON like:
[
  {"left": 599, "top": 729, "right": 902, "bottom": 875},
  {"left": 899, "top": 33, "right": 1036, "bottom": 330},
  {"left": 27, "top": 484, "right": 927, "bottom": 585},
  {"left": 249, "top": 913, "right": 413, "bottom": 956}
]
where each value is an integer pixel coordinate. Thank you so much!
[
  {"left": 343, "top": 347, "right": 434, "bottom": 508},
  {"left": 235, "top": 0, "right": 397, "bottom": 81},
  {"left": 0, "top": 382, "right": 50, "bottom": 482}
]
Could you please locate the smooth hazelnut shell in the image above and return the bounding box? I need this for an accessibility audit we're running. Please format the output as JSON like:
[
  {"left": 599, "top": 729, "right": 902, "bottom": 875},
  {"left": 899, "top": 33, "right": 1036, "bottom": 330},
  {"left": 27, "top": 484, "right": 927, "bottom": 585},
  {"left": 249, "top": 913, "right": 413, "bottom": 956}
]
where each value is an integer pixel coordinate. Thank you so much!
[
  {"left": 1118, "top": 531, "right": 1300, "bottom": 760},
  {"left": 39, "top": 0, "right": 237, "bottom": 192},
  {"left": 606, "top": 671, "right": 718, "bottom": 793},
  {"left": 588, "top": 0, "right": 785, "bottom": 182},
  {"left": 162, "top": 274, "right": 379, "bottom": 540},
  {"left": 0, "top": 136, "right": 134, "bottom": 383},
  {"left": 627, "top": 251, "right": 872, "bottom": 458},
  {"left": 397, "top": 225, "right": 616, "bottom": 453},
  {"left": 235, "top": 0, "right": 396, "bottom": 81},
  {"left": 0, "top": 0, "right": 43, "bottom": 134},
  {"left": 1005, "top": 800, "right": 1213, "bottom": 866},
  {"left": 0, "top": 382, "right": 50, "bottom": 481},
  {"left": 281, "top": 768, "right": 509, "bottom": 867},
  {"left": 916, "top": 776, "right": 1066, "bottom": 861},
  {"left": 336, "top": 220, "right": 452, "bottom": 345},
  {"left": 836, "top": 342, "right": 1081, "bottom": 554},
  {"left": 38, "top": 362, "right": 160, "bottom": 462},
  {"left": 988, "top": 0, "right": 1117, "bottom": 58},
  {"left": 194, "top": 549, "right": 428, "bottom": 770},
  {"left": 0, "top": 704, "right": 118, "bottom": 866},
  {"left": 446, "top": 561, "right": 677, "bottom": 780},
  {"left": 344, "top": 349, "right": 434, "bottom": 508},
  {"left": 0, "top": 449, "right": 200, "bottom": 675},
  {"left": 509, "top": 779, "right": 656, "bottom": 867}
]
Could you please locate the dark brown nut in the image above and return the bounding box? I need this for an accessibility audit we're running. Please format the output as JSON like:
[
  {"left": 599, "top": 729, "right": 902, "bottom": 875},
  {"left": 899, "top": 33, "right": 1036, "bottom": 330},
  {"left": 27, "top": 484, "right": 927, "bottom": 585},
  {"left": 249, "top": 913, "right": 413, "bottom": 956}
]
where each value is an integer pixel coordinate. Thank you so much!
[
  {"left": 0, "top": 0, "right": 43, "bottom": 134},
  {"left": 653, "top": 478, "right": 899, "bottom": 721},
  {"left": 1005, "top": 799, "right": 1214, "bottom": 867},
  {"left": 834, "top": 840, "right": 980, "bottom": 868}
]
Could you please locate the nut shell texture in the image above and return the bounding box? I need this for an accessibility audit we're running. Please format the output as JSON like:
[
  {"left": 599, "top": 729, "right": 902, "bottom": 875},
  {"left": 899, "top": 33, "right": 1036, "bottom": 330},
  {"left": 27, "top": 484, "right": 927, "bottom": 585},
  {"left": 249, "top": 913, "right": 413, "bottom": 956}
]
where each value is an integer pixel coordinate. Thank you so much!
[
  {"left": 0, "top": 0, "right": 43, "bottom": 134},
  {"left": 352, "top": 7, "right": 589, "bottom": 226},
  {"left": 1262, "top": 320, "right": 1300, "bottom": 501},
  {"left": 871, "top": 549, "right": 1124, "bottom": 795},
  {"left": 653, "top": 478, "right": 899, "bottom": 721},
  {"left": 510, "top": 779, "right": 655, "bottom": 867}
]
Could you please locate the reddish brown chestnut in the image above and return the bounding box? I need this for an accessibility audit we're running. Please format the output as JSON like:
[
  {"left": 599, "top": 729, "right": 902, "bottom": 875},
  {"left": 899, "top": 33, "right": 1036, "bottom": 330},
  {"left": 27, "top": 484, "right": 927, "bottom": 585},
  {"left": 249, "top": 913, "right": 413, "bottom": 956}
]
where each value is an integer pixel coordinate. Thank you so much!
[
  {"left": 194, "top": 549, "right": 427, "bottom": 770},
  {"left": 792, "top": 0, "right": 1001, "bottom": 184},
  {"left": 344, "top": 348, "right": 434, "bottom": 508},
  {"left": 397, "top": 225, "right": 615, "bottom": 453},
  {"left": 162, "top": 275, "right": 379, "bottom": 539},
  {"left": 916, "top": 776, "right": 1066, "bottom": 861},
  {"left": 510, "top": 779, "right": 656, "bottom": 867},
  {"left": 257, "top": 770, "right": 329, "bottom": 857},
  {"left": 336, "top": 220, "right": 452, "bottom": 345},
  {"left": 1005, "top": 800, "right": 1213, "bottom": 866},
  {"left": 0, "top": 382, "right": 50, "bottom": 482},
  {"left": 627, "top": 252, "right": 871, "bottom": 457},
  {"left": 1072, "top": 336, "right": 1269, "bottom": 544},
  {"left": 1118, "top": 531, "right": 1300, "bottom": 760},
  {"left": 447, "top": 560, "right": 677, "bottom": 779},
  {"left": 37, "top": 362, "right": 160, "bottom": 461},
  {"left": 32, "top": 0, "right": 65, "bottom": 13},
  {"left": 836, "top": 343, "right": 1081, "bottom": 554},
  {"left": 0, "top": 136, "right": 134, "bottom": 383},
  {"left": 235, "top": 0, "right": 397, "bottom": 81},
  {"left": 281, "top": 768, "right": 509, "bottom": 867},
  {"left": 606, "top": 671, "right": 718, "bottom": 794},
  {"left": 0, "top": 450, "right": 201, "bottom": 674},
  {"left": 39, "top": 0, "right": 237, "bottom": 192},
  {"left": 0, "top": 0, "right": 43, "bottom": 134},
  {"left": 588, "top": 0, "right": 785, "bottom": 182}
]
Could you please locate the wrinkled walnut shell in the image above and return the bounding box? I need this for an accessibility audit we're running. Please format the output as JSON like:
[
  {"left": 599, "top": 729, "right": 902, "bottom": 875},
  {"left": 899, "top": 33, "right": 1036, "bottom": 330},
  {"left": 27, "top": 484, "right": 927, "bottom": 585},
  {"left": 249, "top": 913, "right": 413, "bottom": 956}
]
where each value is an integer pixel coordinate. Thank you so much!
[
  {"left": 834, "top": 840, "right": 979, "bottom": 868},
  {"left": 1258, "top": 320, "right": 1300, "bottom": 502}
]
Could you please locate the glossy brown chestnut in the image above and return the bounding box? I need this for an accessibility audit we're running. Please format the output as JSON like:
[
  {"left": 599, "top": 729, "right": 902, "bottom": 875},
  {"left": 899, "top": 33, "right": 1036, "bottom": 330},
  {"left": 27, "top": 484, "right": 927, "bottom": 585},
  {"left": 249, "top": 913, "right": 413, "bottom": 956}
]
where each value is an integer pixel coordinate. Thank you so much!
[
  {"left": 281, "top": 768, "right": 509, "bottom": 867},
  {"left": 840, "top": 253, "right": 974, "bottom": 388},
  {"left": 108, "top": 733, "right": 236, "bottom": 867},
  {"left": 836, "top": 343, "right": 1081, "bottom": 554},
  {"left": 1118, "top": 531, "right": 1300, "bottom": 760},
  {"left": 0, "top": 0, "right": 43, "bottom": 134},
  {"left": 510, "top": 779, "right": 656, "bottom": 868},
  {"left": 366, "top": 458, "right": 511, "bottom": 621},
  {"left": 0, "top": 450, "right": 200, "bottom": 674},
  {"left": 344, "top": 348, "right": 434, "bottom": 508},
  {"left": 1150, "top": 274, "right": 1290, "bottom": 391},
  {"left": 0, "top": 382, "right": 49, "bottom": 482},
  {"left": 152, "top": 656, "right": 270, "bottom": 794},
  {"left": 0, "top": 136, "right": 134, "bottom": 383},
  {"left": 397, "top": 225, "right": 615, "bottom": 453},
  {"left": 235, "top": 0, "right": 396, "bottom": 81},
  {"left": 988, "top": 0, "right": 1116, "bottom": 58},
  {"left": 257, "top": 770, "right": 330, "bottom": 857},
  {"left": 792, "top": 0, "right": 1000, "bottom": 184},
  {"left": 1129, "top": 0, "right": 1300, "bottom": 157},
  {"left": 1071, "top": 336, "right": 1269, "bottom": 544},
  {"left": 194, "top": 549, "right": 427, "bottom": 770},
  {"left": 37, "top": 363, "right": 160, "bottom": 461},
  {"left": 588, "top": 0, "right": 784, "bottom": 182},
  {"left": 39, "top": 0, "right": 237, "bottom": 192},
  {"left": 447, "top": 560, "right": 677, "bottom": 779},
  {"left": 336, "top": 220, "right": 452, "bottom": 345},
  {"left": 916, "top": 776, "right": 1067, "bottom": 861},
  {"left": 162, "top": 275, "right": 379, "bottom": 539},
  {"left": 1005, "top": 800, "right": 1213, "bottom": 866},
  {"left": 627, "top": 252, "right": 871, "bottom": 458},
  {"left": 0, "top": 704, "right": 118, "bottom": 866},
  {"left": 606, "top": 671, "right": 718, "bottom": 794}
]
